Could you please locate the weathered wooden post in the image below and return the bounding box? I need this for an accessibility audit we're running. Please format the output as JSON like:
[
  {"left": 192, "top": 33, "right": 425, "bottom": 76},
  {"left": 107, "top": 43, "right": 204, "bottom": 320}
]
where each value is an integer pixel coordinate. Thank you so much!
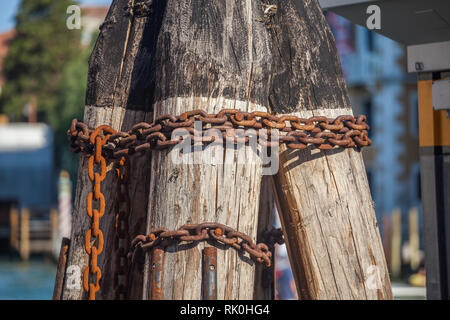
[
  {"left": 268, "top": 0, "right": 392, "bottom": 299},
  {"left": 20, "top": 208, "right": 30, "bottom": 261},
  {"left": 9, "top": 206, "right": 19, "bottom": 251},
  {"left": 63, "top": 0, "right": 156, "bottom": 299},
  {"left": 62, "top": 0, "right": 392, "bottom": 300},
  {"left": 391, "top": 208, "right": 402, "bottom": 279},
  {"left": 64, "top": 0, "right": 272, "bottom": 300},
  {"left": 140, "top": 0, "right": 272, "bottom": 299}
]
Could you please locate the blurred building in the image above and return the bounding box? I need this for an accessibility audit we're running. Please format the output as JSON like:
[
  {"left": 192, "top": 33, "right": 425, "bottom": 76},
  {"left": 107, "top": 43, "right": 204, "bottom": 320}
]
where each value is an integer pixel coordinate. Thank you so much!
[
  {"left": 80, "top": 6, "right": 108, "bottom": 46},
  {"left": 0, "top": 124, "right": 54, "bottom": 210},
  {"left": 326, "top": 12, "right": 421, "bottom": 221},
  {"left": 0, "top": 6, "right": 109, "bottom": 250}
]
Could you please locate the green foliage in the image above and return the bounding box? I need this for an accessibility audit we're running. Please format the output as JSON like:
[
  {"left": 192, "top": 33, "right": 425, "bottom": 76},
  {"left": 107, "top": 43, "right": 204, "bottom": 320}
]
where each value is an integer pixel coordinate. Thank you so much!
[
  {"left": 54, "top": 37, "right": 97, "bottom": 184},
  {"left": 0, "top": 0, "right": 102, "bottom": 188},
  {"left": 0, "top": 0, "right": 81, "bottom": 121}
]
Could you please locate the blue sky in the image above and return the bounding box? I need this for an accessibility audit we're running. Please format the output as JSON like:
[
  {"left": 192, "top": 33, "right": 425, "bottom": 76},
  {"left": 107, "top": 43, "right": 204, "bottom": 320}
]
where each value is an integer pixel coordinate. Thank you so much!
[{"left": 0, "top": 0, "right": 112, "bottom": 33}]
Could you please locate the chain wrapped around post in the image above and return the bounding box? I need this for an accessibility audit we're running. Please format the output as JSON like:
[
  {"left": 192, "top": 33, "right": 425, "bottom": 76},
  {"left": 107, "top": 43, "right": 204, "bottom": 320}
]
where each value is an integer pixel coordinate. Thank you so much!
[
  {"left": 68, "top": 109, "right": 372, "bottom": 161},
  {"left": 113, "top": 156, "right": 130, "bottom": 300},
  {"left": 128, "top": 222, "right": 275, "bottom": 268},
  {"left": 68, "top": 108, "right": 371, "bottom": 300},
  {"left": 82, "top": 125, "right": 115, "bottom": 300}
]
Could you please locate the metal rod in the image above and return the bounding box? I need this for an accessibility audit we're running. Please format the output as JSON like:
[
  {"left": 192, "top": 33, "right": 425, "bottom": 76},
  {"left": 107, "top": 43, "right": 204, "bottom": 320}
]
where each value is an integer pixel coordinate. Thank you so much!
[
  {"left": 202, "top": 246, "right": 217, "bottom": 300},
  {"left": 151, "top": 247, "right": 165, "bottom": 300},
  {"left": 262, "top": 245, "right": 276, "bottom": 299},
  {"left": 52, "top": 237, "right": 70, "bottom": 300}
]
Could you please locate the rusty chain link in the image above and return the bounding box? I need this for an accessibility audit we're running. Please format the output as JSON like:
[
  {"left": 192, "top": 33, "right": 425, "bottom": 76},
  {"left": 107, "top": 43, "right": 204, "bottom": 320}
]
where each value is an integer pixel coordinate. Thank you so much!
[
  {"left": 83, "top": 125, "right": 115, "bottom": 300},
  {"left": 70, "top": 108, "right": 369, "bottom": 299},
  {"left": 128, "top": 222, "right": 276, "bottom": 268},
  {"left": 113, "top": 156, "right": 130, "bottom": 300},
  {"left": 68, "top": 109, "right": 371, "bottom": 161}
]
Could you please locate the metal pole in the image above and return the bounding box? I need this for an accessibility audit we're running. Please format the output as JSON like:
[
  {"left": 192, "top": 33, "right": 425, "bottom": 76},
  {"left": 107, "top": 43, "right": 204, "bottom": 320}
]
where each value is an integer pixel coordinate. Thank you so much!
[
  {"left": 202, "top": 246, "right": 217, "bottom": 300},
  {"left": 151, "top": 247, "right": 165, "bottom": 300},
  {"left": 418, "top": 71, "right": 450, "bottom": 299}
]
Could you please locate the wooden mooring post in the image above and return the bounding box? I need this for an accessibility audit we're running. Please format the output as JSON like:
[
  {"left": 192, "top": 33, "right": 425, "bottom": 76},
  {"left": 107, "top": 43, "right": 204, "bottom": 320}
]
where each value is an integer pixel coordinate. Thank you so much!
[
  {"left": 62, "top": 0, "right": 391, "bottom": 300},
  {"left": 391, "top": 208, "right": 402, "bottom": 280},
  {"left": 268, "top": 0, "right": 392, "bottom": 299},
  {"left": 12, "top": 207, "right": 57, "bottom": 260},
  {"left": 20, "top": 208, "right": 30, "bottom": 261},
  {"left": 9, "top": 206, "right": 19, "bottom": 251}
]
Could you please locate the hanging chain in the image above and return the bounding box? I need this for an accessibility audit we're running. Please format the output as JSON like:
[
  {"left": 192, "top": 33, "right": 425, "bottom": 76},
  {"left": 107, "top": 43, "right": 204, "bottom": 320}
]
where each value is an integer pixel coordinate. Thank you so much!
[
  {"left": 68, "top": 109, "right": 372, "bottom": 160},
  {"left": 70, "top": 108, "right": 367, "bottom": 299},
  {"left": 113, "top": 156, "right": 131, "bottom": 300},
  {"left": 83, "top": 125, "right": 115, "bottom": 300}
]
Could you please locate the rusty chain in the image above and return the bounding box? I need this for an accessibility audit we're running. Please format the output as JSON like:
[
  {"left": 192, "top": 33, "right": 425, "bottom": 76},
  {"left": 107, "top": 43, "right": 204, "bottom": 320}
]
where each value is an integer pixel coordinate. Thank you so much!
[
  {"left": 113, "top": 156, "right": 130, "bottom": 300},
  {"left": 128, "top": 222, "right": 276, "bottom": 268},
  {"left": 68, "top": 109, "right": 371, "bottom": 161},
  {"left": 70, "top": 108, "right": 369, "bottom": 299},
  {"left": 83, "top": 125, "right": 114, "bottom": 300}
]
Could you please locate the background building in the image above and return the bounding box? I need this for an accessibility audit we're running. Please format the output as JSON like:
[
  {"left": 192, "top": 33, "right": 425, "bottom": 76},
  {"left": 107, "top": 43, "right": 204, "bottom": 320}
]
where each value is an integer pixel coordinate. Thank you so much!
[
  {"left": 80, "top": 6, "right": 108, "bottom": 45},
  {"left": 326, "top": 12, "right": 423, "bottom": 275},
  {"left": 0, "top": 5, "right": 109, "bottom": 255}
]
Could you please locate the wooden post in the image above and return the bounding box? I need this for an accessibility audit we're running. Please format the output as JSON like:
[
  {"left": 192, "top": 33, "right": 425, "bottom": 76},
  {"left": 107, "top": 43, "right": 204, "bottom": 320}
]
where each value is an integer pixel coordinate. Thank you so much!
[
  {"left": 142, "top": 0, "right": 272, "bottom": 300},
  {"left": 53, "top": 238, "right": 70, "bottom": 300},
  {"left": 267, "top": 0, "right": 392, "bottom": 299},
  {"left": 63, "top": 0, "right": 156, "bottom": 300},
  {"left": 391, "top": 208, "right": 402, "bottom": 280},
  {"left": 409, "top": 207, "right": 420, "bottom": 271},
  {"left": 9, "top": 206, "right": 19, "bottom": 251},
  {"left": 62, "top": 0, "right": 392, "bottom": 300},
  {"left": 20, "top": 208, "right": 30, "bottom": 261}
]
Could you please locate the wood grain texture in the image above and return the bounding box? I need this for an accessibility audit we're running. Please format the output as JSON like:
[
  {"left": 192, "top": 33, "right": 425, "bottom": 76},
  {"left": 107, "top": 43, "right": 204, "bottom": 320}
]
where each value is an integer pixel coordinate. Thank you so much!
[
  {"left": 138, "top": 0, "right": 274, "bottom": 299},
  {"left": 63, "top": 0, "right": 392, "bottom": 300},
  {"left": 263, "top": 0, "right": 350, "bottom": 114},
  {"left": 65, "top": 0, "right": 274, "bottom": 300},
  {"left": 265, "top": 0, "right": 392, "bottom": 299},
  {"left": 63, "top": 0, "right": 154, "bottom": 300},
  {"left": 273, "top": 109, "right": 392, "bottom": 300},
  {"left": 143, "top": 97, "right": 267, "bottom": 300}
]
